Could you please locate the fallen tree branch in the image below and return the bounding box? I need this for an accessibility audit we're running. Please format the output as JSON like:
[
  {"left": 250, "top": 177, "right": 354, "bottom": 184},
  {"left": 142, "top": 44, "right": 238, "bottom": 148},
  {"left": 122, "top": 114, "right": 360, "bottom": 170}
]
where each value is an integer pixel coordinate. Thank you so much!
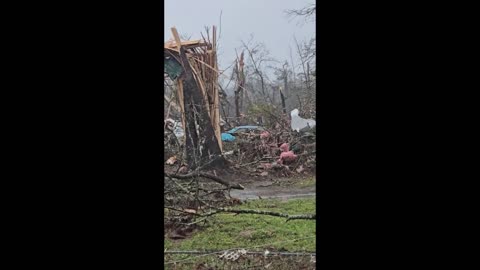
[
  {"left": 203, "top": 207, "right": 316, "bottom": 221},
  {"left": 165, "top": 172, "right": 245, "bottom": 190},
  {"left": 164, "top": 206, "right": 202, "bottom": 217}
]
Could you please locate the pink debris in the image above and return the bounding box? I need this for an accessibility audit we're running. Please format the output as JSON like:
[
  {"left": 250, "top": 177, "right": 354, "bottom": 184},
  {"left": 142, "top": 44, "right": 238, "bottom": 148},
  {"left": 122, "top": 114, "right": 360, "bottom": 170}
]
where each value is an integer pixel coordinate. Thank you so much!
[
  {"left": 178, "top": 165, "right": 188, "bottom": 174},
  {"left": 278, "top": 151, "right": 297, "bottom": 164},
  {"left": 260, "top": 131, "right": 270, "bottom": 139},
  {"left": 280, "top": 143, "right": 290, "bottom": 152},
  {"left": 262, "top": 163, "right": 272, "bottom": 170}
]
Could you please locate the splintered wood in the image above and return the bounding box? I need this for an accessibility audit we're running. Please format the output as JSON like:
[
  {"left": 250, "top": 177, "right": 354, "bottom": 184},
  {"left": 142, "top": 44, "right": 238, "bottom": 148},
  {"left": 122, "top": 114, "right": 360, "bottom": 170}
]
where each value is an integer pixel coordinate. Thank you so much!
[{"left": 165, "top": 26, "right": 222, "bottom": 151}]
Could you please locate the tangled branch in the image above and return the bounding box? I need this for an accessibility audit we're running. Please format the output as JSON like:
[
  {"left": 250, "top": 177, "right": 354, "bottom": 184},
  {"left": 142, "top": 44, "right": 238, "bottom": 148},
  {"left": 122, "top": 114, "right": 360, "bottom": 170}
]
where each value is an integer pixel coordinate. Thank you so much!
[{"left": 285, "top": 3, "right": 316, "bottom": 20}]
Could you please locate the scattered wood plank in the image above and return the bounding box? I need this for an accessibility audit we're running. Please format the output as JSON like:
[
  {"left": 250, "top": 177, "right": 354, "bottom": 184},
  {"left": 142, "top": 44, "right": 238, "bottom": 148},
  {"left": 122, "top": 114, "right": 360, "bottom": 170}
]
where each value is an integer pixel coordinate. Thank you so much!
[{"left": 164, "top": 39, "right": 207, "bottom": 48}]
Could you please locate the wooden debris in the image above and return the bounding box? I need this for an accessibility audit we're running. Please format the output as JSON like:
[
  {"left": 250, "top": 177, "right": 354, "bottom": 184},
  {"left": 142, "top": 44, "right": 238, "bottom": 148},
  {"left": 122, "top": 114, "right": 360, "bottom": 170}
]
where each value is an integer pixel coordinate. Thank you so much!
[
  {"left": 164, "top": 39, "right": 207, "bottom": 49},
  {"left": 164, "top": 26, "right": 223, "bottom": 153}
]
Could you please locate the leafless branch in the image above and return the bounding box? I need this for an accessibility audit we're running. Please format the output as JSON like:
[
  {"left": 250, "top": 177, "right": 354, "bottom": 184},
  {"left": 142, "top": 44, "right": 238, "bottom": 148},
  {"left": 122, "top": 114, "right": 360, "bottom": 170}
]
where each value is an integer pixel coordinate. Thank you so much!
[
  {"left": 203, "top": 207, "right": 316, "bottom": 221},
  {"left": 285, "top": 3, "right": 316, "bottom": 23}
]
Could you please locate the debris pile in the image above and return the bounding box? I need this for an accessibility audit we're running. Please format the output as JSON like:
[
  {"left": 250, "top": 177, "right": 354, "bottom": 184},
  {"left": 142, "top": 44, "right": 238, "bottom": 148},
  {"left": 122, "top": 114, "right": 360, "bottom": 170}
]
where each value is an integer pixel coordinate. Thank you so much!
[
  {"left": 219, "top": 115, "right": 316, "bottom": 177},
  {"left": 166, "top": 107, "right": 316, "bottom": 177},
  {"left": 163, "top": 27, "right": 316, "bottom": 179}
]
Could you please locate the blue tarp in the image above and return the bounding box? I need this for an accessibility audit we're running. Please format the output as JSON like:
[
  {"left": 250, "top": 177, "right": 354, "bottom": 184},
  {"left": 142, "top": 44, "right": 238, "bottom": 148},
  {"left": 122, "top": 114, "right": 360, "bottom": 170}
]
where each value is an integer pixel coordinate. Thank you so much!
[
  {"left": 226, "top": 126, "right": 263, "bottom": 134},
  {"left": 221, "top": 133, "right": 236, "bottom": 142},
  {"left": 221, "top": 126, "right": 265, "bottom": 141}
]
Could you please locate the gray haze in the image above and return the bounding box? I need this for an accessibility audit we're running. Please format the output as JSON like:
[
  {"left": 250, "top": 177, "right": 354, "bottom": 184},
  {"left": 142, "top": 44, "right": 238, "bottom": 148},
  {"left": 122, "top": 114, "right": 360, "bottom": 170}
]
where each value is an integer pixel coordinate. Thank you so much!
[{"left": 165, "top": 0, "right": 315, "bottom": 76}]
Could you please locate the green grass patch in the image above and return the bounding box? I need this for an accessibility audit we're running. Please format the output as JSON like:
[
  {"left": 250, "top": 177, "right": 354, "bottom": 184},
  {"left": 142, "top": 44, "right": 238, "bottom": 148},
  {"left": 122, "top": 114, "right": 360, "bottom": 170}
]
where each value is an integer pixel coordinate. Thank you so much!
[
  {"left": 294, "top": 177, "right": 316, "bottom": 188},
  {"left": 165, "top": 198, "right": 316, "bottom": 252}
]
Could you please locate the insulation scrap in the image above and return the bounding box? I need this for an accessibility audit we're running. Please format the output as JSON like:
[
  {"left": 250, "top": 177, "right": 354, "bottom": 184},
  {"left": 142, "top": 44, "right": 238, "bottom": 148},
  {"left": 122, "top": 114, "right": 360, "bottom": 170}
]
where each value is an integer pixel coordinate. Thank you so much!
[
  {"left": 279, "top": 143, "right": 290, "bottom": 152},
  {"left": 277, "top": 151, "right": 297, "bottom": 164},
  {"left": 166, "top": 156, "right": 177, "bottom": 165},
  {"left": 260, "top": 131, "right": 270, "bottom": 139}
]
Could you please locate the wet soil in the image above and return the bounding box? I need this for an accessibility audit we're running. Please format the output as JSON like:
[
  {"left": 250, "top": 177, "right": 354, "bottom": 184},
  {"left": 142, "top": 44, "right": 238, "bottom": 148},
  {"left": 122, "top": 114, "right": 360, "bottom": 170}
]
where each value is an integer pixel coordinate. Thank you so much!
[
  {"left": 230, "top": 177, "right": 316, "bottom": 201},
  {"left": 165, "top": 165, "right": 316, "bottom": 201}
]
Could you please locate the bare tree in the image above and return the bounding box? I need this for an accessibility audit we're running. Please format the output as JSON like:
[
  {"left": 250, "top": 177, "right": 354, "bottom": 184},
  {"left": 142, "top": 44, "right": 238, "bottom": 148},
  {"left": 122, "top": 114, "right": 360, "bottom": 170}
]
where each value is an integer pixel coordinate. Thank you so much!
[
  {"left": 240, "top": 38, "right": 276, "bottom": 104},
  {"left": 233, "top": 51, "right": 245, "bottom": 119},
  {"left": 283, "top": 3, "right": 316, "bottom": 119},
  {"left": 293, "top": 36, "right": 312, "bottom": 93},
  {"left": 285, "top": 3, "right": 316, "bottom": 23}
]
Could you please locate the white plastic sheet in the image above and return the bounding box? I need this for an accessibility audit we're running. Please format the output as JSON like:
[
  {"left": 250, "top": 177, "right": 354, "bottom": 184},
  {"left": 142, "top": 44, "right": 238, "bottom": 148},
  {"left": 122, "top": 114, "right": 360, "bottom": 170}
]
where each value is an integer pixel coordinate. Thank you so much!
[{"left": 290, "top": 109, "right": 316, "bottom": 132}]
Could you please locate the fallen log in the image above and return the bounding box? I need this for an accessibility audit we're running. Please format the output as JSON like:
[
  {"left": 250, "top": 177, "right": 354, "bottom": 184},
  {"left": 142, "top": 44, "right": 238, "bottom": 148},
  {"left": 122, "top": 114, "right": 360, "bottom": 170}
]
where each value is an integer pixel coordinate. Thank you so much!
[{"left": 165, "top": 172, "right": 245, "bottom": 190}]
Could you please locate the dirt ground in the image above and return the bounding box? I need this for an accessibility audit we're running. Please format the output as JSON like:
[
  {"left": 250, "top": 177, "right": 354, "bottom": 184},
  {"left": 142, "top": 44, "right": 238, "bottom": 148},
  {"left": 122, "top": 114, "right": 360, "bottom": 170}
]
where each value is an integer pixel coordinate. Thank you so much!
[
  {"left": 230, "top": 178, "right": 315, "bottom": 201},
  {"left": 165, "top": 165, "right": 316, "bottom": 201}
]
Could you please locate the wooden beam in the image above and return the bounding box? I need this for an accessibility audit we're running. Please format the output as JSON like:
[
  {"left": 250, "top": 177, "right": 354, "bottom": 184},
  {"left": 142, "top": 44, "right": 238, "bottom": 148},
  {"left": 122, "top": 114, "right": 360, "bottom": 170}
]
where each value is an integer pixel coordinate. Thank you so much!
[
  {"left": 164, "top": 39, "right": 206, "bottom": 48},
  {"left": 170, "top": 27, "right": 182, "bottom": 50},
  {"left": 177, "top": 80, "right": 186, "bottom": 141}
]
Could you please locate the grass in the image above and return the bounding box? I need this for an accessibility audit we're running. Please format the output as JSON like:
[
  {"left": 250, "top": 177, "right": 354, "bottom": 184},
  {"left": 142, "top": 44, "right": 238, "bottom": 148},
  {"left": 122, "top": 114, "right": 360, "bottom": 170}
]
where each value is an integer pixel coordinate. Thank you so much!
[
  {"left": 294, "top": 176, "right": 316, "bottom": 188},
  {"left": 165, "top": 197, "right": 316, "bottom": 252},
  {"left": 164, "top": 198, "right": 316, "bottom": 270}
]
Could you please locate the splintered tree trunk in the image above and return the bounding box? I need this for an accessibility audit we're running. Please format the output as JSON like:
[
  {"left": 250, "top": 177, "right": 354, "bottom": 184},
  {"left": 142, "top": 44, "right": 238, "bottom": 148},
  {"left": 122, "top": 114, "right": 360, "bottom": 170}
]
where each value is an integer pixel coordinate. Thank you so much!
[
  {"left": 282, "top": 70, "right": 288, "bottom": 114},
  {"left": 178, "top": 47, "right": 225, "bottom": 170},
  {"left": 234, "top": 89, "right": 241, "bottom": 118},
  {"left": 235, "top": 52, "right": 245, "bottom": 120},
  {"left": 280, "top": 88, "right": 287, "bottom": 114}
]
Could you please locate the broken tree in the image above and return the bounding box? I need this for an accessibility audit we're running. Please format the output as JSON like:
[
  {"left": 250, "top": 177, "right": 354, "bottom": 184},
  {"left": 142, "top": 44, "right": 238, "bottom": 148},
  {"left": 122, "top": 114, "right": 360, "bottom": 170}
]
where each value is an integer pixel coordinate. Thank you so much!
[
  {"left": 234, "top": 51, "right": 245, "bottom": 120},
  {"left": 164, "top": 26, "right": 226, "bottom": 170}
]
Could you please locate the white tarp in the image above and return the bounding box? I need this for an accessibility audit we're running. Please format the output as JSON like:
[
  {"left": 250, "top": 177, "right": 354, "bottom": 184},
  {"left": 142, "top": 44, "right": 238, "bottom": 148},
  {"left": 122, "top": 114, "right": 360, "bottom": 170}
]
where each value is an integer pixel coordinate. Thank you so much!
[{"left": 290, "top": 109, "right": 316, "bottom": 132}]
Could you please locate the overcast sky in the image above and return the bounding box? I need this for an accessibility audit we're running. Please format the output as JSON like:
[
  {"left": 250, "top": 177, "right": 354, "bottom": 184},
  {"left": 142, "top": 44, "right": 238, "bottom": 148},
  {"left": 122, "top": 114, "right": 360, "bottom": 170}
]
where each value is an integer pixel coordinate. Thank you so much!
[{"left": 165, "top": 0, "right": 315, "bottom": 75}]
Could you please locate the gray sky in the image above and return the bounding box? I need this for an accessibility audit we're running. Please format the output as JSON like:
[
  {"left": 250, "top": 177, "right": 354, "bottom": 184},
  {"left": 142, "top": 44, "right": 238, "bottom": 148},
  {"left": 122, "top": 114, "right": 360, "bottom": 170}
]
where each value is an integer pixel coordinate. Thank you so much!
[{"left": 165, "top": 0, "right": 315, "bottom": 76}]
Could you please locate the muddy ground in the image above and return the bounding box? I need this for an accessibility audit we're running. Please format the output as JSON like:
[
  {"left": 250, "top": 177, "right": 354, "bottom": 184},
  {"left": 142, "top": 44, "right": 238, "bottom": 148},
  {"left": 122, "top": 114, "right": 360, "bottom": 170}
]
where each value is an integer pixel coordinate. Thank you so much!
[{"left": 165, "top": 165, "right": 316, "bottom": 201}]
